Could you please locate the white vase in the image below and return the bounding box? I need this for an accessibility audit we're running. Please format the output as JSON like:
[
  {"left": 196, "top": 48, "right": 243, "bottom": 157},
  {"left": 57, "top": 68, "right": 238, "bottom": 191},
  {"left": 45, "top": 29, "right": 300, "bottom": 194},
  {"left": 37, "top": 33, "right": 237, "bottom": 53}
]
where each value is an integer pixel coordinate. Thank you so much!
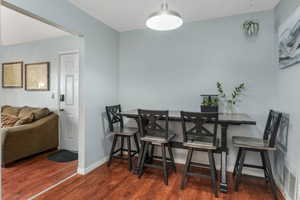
[{"left": 225, "top": 102, "right": 236, "bottom": 114}]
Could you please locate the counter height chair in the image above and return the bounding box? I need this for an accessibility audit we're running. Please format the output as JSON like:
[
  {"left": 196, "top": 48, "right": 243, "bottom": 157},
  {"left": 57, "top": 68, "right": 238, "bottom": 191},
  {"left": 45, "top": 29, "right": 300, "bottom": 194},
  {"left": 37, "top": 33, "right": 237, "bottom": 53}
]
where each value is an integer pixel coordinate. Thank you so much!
[
  {"left": 232, "top": 110, "right": 282, "bottom": 200},
  {"left": 106, "top": 105, "right": 140, "bottom": 171},
  {"left": 180, "top": 111, "right": 219, "bottom": 197},
  {"left": 137, "top": 109, "right": 176, "bottom": 185}
]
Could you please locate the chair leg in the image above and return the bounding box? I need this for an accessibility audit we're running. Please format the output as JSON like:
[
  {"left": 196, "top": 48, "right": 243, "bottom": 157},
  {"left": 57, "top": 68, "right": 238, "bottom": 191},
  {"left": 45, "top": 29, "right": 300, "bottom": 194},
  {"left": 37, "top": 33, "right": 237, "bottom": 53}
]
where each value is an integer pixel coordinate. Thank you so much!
[
  {"left": 150, "top": 144, "right": 155, "bottom": 162},
  {"left": 260, "top": 151, "right": 268, "bottom": 183},
  {"left": 235, "top": 149, "right": 246, "bottom": 192},
  {"left": 126, "top": 136, "right": 132, "bottom": 171},
  {"left": 180, "top": 148, "right": 193, "bottom": 190},
  {"left": 233, "top": 148, "right": 242, "bottom": 177},
  {"left": 136, "top": 141, "right": 146, "bottom": 175},
  {"left": 167, "top": 143, "right": 176, "bottom": 172},
  {"left": 107, "top": 135, "right": 118, "bottom": 167},
  {"left": 263, "top": 151, "right": 278, "bottom": 200},
  {"left": 208, "top": 150, "right": 218, "bottom": 197},
  {"left": 161, "top": 143, "right": 168, "bottom": 185},
  {"left": 134, "top": 134, "right": 140, "bottom": 153},
  {"left": 212, "top": 152, "right": 218, "bottom": 181},
  {"left": 120, "top": 136, "right": 124, "bottom": 156},
  {"left": 139, "top": 142, "right": 149, "bottom": 178}
]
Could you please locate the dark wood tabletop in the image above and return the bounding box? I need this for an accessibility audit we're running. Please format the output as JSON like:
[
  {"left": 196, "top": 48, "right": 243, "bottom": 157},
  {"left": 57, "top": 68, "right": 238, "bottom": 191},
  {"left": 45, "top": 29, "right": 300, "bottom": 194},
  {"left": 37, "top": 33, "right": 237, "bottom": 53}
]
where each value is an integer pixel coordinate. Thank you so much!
[{"left": 120, "top": 109, "right": 256, "bottom": 125}]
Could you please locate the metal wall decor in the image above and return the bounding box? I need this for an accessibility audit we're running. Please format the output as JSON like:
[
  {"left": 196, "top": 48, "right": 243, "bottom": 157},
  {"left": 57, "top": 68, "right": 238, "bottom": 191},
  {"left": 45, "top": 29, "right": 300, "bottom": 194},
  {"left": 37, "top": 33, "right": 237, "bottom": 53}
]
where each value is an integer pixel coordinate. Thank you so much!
[{"left": 242, "top": 20, "right": 259, "bottom": 37}]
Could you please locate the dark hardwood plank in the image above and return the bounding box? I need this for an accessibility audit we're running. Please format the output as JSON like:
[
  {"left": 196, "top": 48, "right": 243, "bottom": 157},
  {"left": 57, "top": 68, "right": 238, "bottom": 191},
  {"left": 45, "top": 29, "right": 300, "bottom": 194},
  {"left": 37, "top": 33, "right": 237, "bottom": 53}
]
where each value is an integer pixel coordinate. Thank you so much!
[
  {"left": 36, "top": 159, "right": 284, "bottom": 200},
  {"left": 2, "top": 151, "right": 77, "bottom": 200}
]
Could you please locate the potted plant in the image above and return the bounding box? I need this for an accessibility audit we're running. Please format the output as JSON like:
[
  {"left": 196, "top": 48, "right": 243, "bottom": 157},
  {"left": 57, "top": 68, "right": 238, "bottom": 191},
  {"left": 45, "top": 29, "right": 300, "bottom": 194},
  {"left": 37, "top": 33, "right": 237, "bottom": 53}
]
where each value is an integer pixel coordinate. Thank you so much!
[
  {"left": 217, "top": 82, "right": 245, "bottom": 113},
  {"left": 201, "top": 95, "right": 219, "bottom": 113}
]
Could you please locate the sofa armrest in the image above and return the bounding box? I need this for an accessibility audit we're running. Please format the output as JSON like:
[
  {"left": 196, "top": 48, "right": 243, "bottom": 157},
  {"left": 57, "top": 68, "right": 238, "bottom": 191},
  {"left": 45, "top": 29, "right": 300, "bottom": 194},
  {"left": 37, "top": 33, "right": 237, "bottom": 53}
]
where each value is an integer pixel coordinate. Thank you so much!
[{"left": 2, "top": 113, "right": 59, "bottom": 164}]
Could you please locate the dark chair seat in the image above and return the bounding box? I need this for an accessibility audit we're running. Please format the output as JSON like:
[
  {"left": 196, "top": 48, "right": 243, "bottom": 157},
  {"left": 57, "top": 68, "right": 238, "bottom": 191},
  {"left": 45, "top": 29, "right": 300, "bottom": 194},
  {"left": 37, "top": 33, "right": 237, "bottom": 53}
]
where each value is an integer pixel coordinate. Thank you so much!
[
  {"left": 137, "top": 109, "right": 176, "bottom": 185},
  {"left": 106, "top": 105, "right": 140, "bottom": 171},
  {"left": 183, "top": 137, "right": 219, "bottom": 150},
  {"left": 232, "top": 110, "right": 283, "bottom": 200},
  {"left": 112, "top": 127, "right": 138, "bottom": 136},
  {"left": 180, "top": 111, "right": 219, "bottom": 197},
  {"left": 232, "top": 136, "right": 276, "bottom": 151},
  {"left": 140, "top": 131, "right": 176, "bottom": 144}
]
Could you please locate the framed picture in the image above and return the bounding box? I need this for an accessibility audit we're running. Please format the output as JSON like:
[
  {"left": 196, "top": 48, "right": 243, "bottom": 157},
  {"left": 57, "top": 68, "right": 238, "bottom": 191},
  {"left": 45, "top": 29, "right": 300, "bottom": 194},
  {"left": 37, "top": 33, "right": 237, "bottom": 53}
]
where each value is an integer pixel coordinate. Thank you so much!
[
  {"left": 25, "top": 62, "right": 50, "bottom": 91},
  {"left": 279, "top": 5, "right": 300, "bottom": 69},
  {"left": 2, "top": 62, "right": 23, "bottom": 88}
]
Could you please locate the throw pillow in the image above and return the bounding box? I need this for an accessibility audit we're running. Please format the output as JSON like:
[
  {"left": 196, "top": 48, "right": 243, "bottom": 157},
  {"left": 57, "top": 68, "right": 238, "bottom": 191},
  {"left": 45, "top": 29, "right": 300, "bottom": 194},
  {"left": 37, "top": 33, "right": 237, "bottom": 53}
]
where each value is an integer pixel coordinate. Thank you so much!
[
  {"left": 33, "top": 108, "right": 50, "bottom": 120},
  {"left": 15, "top": 113, "right": 34, "bottom": 126},
  {"left": 1, "top": 114, "right": 19, "bottom": 128},
  {"left": 18, "top": 106, "right": 34, "bottom": 119},
  {"left": 1, "top": 106, "right": 21, "bottom": 117}
]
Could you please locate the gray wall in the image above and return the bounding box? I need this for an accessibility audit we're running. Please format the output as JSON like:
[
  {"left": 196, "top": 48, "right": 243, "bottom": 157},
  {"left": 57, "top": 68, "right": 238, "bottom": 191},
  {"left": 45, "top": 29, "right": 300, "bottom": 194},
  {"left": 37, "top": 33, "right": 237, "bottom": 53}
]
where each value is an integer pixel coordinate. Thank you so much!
[
  {"left": 4, "top": 0, "right": 120, "bottom": 169},
  {"left": 275, "top": 0, "right": 300, "bottom": 182},
  {"left": 0, "top": 36, "right": 80, "bottom": 110},
  {"left": 119, "top": 11, "right": 278, "bottom": 172}
]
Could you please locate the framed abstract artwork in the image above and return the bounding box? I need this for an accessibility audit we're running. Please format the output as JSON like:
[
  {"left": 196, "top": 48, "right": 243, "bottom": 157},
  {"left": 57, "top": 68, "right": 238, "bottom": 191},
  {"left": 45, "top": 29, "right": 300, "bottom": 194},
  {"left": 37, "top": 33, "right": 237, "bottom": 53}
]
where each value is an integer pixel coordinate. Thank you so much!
[
  {"left": 2, "top": 62, "right": 23, "bottom": 88},
  {"left": 279, "top": 6, "right": 300, "bottom": 69},
  {"left": 25, "top": 62, "right": 50, "bottom": 91}
]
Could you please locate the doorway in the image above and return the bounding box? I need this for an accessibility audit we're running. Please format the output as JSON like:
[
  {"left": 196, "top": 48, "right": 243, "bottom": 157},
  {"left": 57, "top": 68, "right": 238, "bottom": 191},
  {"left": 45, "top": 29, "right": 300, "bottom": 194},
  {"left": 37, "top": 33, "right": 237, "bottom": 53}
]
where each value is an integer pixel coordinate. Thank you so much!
[
  {"left": 0, "top": 3, "right": 82, "bottom": 200},
  {"left": 59, "top": 51, "right": 80, "bottom": 152}
]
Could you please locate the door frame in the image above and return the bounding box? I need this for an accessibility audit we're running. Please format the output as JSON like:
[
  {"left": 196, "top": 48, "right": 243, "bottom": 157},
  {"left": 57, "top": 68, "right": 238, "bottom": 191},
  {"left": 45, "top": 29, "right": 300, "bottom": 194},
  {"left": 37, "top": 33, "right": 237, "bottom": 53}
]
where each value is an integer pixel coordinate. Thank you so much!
[
  {"left": 1, "top": 1, "right": 86, "bottom": 198},
  {"left": 58, "top": 50, "right": 80, "bottom": 152}
]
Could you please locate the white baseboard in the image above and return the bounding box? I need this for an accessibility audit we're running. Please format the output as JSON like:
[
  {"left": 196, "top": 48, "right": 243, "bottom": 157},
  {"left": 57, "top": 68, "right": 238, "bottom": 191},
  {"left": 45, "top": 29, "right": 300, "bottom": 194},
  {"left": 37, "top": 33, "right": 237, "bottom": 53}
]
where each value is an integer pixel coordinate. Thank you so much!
[{"left": 77, "top": 156, "right": 108, "bottom": 175}]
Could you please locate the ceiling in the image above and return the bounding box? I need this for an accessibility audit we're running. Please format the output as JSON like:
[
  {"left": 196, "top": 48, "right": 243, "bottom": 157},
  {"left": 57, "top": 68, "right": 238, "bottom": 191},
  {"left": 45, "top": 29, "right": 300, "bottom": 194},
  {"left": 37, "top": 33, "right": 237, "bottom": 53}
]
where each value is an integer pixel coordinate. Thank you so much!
[
  {"left": 70, "top": 0, "right": 280, "bottom": 32},
  {"left": 0, "top": 6, "right": 69, "bottom": 46}
]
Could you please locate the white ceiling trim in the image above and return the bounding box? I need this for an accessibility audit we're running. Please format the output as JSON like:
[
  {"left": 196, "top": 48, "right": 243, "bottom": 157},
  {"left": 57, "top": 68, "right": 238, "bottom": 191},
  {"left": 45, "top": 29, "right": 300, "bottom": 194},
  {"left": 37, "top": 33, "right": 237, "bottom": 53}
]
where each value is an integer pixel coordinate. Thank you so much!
[
  {"left": 1, "top": 6, "right": 69, "bottom": 46},
  {"left": 70, "top": 0, "right": 280, "bottom": 32}
]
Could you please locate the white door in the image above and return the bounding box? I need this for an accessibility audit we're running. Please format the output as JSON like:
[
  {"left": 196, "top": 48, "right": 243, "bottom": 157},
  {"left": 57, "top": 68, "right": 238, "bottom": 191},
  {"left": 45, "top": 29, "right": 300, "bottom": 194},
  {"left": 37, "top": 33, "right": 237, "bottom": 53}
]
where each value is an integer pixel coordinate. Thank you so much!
[{"left": 59, "top": 52, "right": 79, "bottom": 151}]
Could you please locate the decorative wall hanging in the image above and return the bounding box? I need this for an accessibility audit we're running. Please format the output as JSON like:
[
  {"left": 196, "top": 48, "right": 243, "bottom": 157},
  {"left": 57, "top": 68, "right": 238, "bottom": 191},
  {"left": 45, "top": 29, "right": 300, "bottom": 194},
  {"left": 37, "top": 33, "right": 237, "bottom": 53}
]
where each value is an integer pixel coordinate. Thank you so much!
[
  {"left": 25, "top": 62, "right": 50, "bottom": 91},
  {"left": 279, "top": 5, "right": 300, "bottom": 69},
  {"left": 242, "top": 20, "right": 259, "bottom": 37},
  {"left": 2, "top": 62, "right": 23, "bottom": 88}
]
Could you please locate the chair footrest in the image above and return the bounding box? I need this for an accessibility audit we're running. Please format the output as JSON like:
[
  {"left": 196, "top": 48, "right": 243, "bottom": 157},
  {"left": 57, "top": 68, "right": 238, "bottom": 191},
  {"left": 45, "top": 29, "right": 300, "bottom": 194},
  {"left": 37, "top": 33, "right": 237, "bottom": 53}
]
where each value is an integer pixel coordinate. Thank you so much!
[
  {"left": 190, "top": 162, "right": 210, "bottom": 168},
  {"left": 243, "top": 164, "right": 264, "bottom": 169},
  {"left": 144, "top": 162, "right": 174, "bottom": 170},
  {"left": 112, "top": 150, "right": 138, "bottom": 160},
  {"left": 113, "top": 148, "right": 138, "bottom": 154},
  {"left": 152, "top": 155, "right": 172, "bottom": 161},
  {"left": 144, "top": 163, "right": 163, "bottom": 170},
  {"left": 186, "top": 172, "right": 211, "bottom": 179}
]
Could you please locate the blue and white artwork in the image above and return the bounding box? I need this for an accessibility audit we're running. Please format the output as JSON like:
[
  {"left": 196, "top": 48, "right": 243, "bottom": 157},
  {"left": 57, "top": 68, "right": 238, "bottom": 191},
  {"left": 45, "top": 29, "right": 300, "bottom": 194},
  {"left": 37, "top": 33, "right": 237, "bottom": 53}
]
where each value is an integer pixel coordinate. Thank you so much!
[{"left": 279, "top": 6, "right": 300, "bottom": 69}]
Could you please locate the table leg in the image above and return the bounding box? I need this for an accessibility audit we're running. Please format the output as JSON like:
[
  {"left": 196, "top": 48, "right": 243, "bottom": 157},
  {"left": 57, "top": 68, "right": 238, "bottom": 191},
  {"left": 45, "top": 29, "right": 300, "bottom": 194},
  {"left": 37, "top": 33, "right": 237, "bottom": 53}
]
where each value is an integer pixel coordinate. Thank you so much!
[
  {"left": 220, "top": 124, "right": 228, "bottom": 193},
  {"left": 132, "top": 141, "right": 144, "bottom": 174}
]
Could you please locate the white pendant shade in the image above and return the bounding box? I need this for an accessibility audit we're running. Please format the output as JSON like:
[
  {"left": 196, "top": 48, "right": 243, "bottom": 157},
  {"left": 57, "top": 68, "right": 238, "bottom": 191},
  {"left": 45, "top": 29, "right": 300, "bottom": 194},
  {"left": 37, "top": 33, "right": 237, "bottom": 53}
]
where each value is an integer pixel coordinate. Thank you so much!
[{"left": 146, "top": 3, "right": 183, "bottom": 31}]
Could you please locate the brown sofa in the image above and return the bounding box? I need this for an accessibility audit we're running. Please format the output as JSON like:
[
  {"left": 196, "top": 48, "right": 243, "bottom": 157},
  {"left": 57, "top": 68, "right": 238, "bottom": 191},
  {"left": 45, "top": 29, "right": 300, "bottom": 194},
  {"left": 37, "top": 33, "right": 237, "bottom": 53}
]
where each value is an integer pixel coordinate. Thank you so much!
[{"left": 1, "top": 106, "right": 59, "bottom": 165}]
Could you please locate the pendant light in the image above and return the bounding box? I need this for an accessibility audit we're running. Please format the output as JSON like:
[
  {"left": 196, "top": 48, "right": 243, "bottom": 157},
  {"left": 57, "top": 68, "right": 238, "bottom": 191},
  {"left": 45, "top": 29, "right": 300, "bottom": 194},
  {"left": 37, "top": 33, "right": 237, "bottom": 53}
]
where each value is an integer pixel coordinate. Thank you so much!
[{"left": 146, "top": 0, "right": 183, "bottom": 31}]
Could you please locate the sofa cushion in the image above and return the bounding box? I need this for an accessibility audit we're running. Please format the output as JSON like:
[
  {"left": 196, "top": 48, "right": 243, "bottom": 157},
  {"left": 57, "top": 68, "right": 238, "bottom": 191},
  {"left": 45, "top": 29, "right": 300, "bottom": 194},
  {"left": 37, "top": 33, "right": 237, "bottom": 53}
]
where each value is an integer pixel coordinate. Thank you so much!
[
  {"left": 18, "top": 106, "right": 50, "bottom": 121},
  {"left": 18, "top": 106, "right": 34, "bottom": 119},
  {"left": 1, "top": 106, "right": 21, "bottom": 117},
  {"left": 1, "top": 114, "right": 19, "bottom": 128},
  {"left": 33, "top": 108, "right": 50, "bottom": 120},
  {"left": 15, "top": 113, "right": 34, "bottom": 126}
]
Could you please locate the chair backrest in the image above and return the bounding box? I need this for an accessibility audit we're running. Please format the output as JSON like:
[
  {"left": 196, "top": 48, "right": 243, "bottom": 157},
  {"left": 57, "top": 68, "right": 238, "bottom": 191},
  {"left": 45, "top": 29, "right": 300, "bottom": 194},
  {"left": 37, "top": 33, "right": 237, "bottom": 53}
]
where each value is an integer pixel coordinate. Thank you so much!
[
  {"left": 105, "top": 105, "right": 124, "bottom": 132},
  {"left": 263, "top": 110, "right": 282, "bottom": 148},
  {"left": 137, "top": 109, "right": 169, "bottom": 140},
  {"left": 180, "top": 111, "right": 218, "bottom": 145}
]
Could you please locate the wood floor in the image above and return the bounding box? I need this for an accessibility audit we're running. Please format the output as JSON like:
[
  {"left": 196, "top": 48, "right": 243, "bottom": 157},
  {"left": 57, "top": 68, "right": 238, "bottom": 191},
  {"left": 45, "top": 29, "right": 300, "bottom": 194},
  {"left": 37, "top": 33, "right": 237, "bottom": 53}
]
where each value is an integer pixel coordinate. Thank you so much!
[
  {"left": 2, "top": 151, "right": 78, "bottom": 200},
  {"left": 36, "top": 159, "right": 282, "bottom": 200}
]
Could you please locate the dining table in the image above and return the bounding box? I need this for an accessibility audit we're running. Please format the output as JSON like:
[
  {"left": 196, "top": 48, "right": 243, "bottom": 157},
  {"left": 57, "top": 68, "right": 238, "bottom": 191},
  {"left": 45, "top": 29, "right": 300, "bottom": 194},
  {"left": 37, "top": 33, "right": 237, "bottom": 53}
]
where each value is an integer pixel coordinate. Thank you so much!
[{"left": 120, "top": 109, "right": 256, "bottom": 193}]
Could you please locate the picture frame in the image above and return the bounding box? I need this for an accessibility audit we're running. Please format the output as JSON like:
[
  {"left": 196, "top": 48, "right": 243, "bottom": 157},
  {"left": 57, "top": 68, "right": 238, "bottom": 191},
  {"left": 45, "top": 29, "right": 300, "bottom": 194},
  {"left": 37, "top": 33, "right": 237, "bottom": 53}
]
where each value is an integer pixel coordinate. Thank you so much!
[
  {"left": 279, "top": 6, "right": 300, "bottom": 69},
  {"left": 2, "top": 62, "right": 23, "bottom": 88},
  {"left": 25, "top": 62, "right": 50, "bottom": 91}
]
